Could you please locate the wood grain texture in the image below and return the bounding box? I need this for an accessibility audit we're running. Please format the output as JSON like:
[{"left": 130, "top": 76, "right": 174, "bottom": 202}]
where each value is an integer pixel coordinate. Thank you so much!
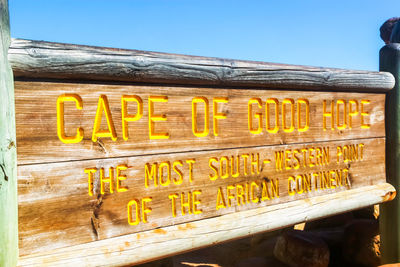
[
  {"left": 0, "top": 1, "right": 18, "bottom": 266},
  {"left": 380, "top": 43, "right": 400, "bottom": 264},
  {"left": 8, "top": 38, "right": 395, "bottom": 92},
  {"left": 16, "top": 183, "right": 395, "bottom": 267},
  {"left": 10, "top": 37, "right": 394, "bottom": 267},
  {"left": 15, "top": 81, "right": 386, "bottom": 165},
  {"left": 18, "top": 138, "right": 385, "bottom": 256}
]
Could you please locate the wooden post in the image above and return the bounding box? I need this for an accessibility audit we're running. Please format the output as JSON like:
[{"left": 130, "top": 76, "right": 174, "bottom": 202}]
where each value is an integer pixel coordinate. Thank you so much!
[
  {"left": 0, "top": 0, "right": 18, "bottom": 266},
  {"left": 380, "top": 23, "right": 400, "bottom": 264}
]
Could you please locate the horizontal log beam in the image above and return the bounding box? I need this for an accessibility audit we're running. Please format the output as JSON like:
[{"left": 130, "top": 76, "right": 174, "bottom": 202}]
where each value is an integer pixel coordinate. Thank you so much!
[
  {"left": 8, "top": 38, "right": 394, "bottom": 92},
  {"left": 0, "top": 1, "right": 18, "bottom": 266}
]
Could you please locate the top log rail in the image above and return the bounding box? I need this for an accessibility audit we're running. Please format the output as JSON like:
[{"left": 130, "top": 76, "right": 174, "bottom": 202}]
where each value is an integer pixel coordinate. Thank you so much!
[{"left": 8, "top": 38, "right": 395, "bottom": 92}]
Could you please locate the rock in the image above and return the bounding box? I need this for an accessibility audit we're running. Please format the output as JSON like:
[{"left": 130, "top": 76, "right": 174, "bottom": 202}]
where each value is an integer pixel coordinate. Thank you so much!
[
  {"left": 273, "top": 230, "right": 330, "bottom": 267},
  {"left": 342, "top": 219, "right": 381, "bottom": 266}
]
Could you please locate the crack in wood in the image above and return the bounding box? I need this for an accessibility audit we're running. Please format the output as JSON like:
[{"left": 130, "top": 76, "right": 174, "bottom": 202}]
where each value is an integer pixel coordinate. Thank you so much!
[
  {"left": 96, "top": 140, "right": 107, "bottom": 154},
  {"left": 0, "top": 163, "right": 8, "bottom": 181},
  {"left": 90, "top": 194, "right": 103, "bottom": 240}
]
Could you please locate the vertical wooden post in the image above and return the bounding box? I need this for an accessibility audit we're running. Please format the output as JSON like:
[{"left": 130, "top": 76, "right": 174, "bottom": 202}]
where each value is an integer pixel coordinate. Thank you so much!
[
  {"left": 380, "top": 25, "right": 400, "bottom": 263},
  {"left": 0, "top": 0, "right": 18, "bottom": 266}
]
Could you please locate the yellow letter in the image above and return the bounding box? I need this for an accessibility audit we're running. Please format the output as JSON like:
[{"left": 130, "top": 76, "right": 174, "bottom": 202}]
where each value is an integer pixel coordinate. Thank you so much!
[
  {"left": 219, "top": 156, "right": 229, "bottom": 179},
  {"left": 169, "top": 193, "right": 178, "bottom": 217},
  {"left": 127, "top": 199, "right": 140, "bottom": 225},
  {"left": 192, "top": 190, "right": 203, "bottom": 214},
  {"left": 85, "top": 167, "right": 97, "bottom": 196},
  {"left": 100, "top": 167, "right": 114, "bottom": 194},
  {"left": 57, "top": 94, "right": 84, "bottom": 143},
  {"left": 248, "top": 98, "right": 263, "bottom": 134},
  {"left": 116, "top": 164, "right": 128, "bottom": 193},
  {"left": 186, "top": 159, "right": 196, "bottom": 183},
  {"left": 348, "top": 100, "right": 358, "bottom": 129},
  {"left": 323, "top": 100, "right": 334, "bottom": 131},
  {"left": 213, "top": 97, "right": 229, "bottom": 136},
  {"left": 181, "top": 192, "right": 192, "bottom": 215},
  {"left": 209, "top": 157, "right": 219, "bottom": 181},
  {"left": 92, "top": 95, "right": 117, "bottom": 142},
  {"left": 288, "top": 176, "right": 296, "bottom": 196},
  {"left": 250, "top": 181, "right": 259, "bottom": 203},
  {"left": 216, "top": 187, "right": 226, "bottom": 210},
  {"left": 121, "top": 95, "right": 143, "bottom": 141},
  {"left": 172, "top": 160, "right": 183, "bottom": 185},
  {"left": 261, "top": 181, "right": 271, "bottom": 201},
  {"left": 141, "top": 197, "right": 152, "bottom": 223},
  {"left": 227, "top": 185, "right": 235, "bottom": 207},
  {"left": 282, "top": 98, "right": 295, "bottom": 133},
  {"left": 148, "top": 96, "right": 169, "bottom": 139},
  {"left": 361, "top": 100, "right": 370, "bottom": 129},
  {"left": 297, "top": 98, "right": 309, "bottom": 132},
  {"left": 159, "top": 161, "right": 171, "bottom": 187},
  {"left": 145, "top": 163, "right": 158, "bottom": 188},
  {"left": 192, "top": 97, "right": 209, "bottom": 137},
  {"left": 266, "top": 98, "right": 279, "bottom": 133},
  {"left": 336, "top": 99, "right": 347, "bottom": 130}
]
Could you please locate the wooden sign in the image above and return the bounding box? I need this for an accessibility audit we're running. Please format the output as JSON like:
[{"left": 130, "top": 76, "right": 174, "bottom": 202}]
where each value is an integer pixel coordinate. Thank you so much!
[
  {"left": 16, "top": 81, "right": 386, "bottom": 253},
  {"left": 4, "top": 38, "right": 396, "bottom": 266}
]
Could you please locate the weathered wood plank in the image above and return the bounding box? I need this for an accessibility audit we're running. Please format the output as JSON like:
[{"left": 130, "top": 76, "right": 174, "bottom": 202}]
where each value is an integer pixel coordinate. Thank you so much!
[
  {"left": 18, "top": 138, "right": 385, "bottom": 256},
  {"left": 380, "top": 42, "right": 400, "bottom": 263},
  {"left": 15, "top": 81, "right": 386, "bottom": 164},
  {"left": 8, "top": 39, "right": 395, "bottom": 92},
  {"left": 16, "top": 183, "right": 395, "bottom": 267},
  {"left": 0, "top": 0, "right": 18, "bottom": 266}
]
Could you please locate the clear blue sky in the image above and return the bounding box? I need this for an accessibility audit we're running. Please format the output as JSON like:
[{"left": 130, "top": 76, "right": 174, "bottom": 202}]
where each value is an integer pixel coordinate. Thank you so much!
[{"left": 8, "top": 0, "right": 400, "bottom": 71}]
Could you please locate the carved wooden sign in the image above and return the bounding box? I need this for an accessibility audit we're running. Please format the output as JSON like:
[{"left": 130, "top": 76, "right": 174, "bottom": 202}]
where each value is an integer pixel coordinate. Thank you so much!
[{"left": 8, "top": 39, "right": 395, "bottom": 266}]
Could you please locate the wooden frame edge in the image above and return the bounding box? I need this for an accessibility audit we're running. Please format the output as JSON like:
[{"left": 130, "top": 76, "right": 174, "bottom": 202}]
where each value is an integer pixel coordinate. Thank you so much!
[{"left": 0, "top": 0, "right": 18, "bottom": 266}]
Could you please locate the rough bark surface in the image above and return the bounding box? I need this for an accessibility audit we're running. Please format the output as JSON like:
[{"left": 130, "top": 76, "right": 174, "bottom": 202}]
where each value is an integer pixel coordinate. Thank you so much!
[
  {"left": 0, "top": 0, "right": 18, "bottom": 266},
  {"left": 8, "top": 39, "right": 394, "bottom": 92}
]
